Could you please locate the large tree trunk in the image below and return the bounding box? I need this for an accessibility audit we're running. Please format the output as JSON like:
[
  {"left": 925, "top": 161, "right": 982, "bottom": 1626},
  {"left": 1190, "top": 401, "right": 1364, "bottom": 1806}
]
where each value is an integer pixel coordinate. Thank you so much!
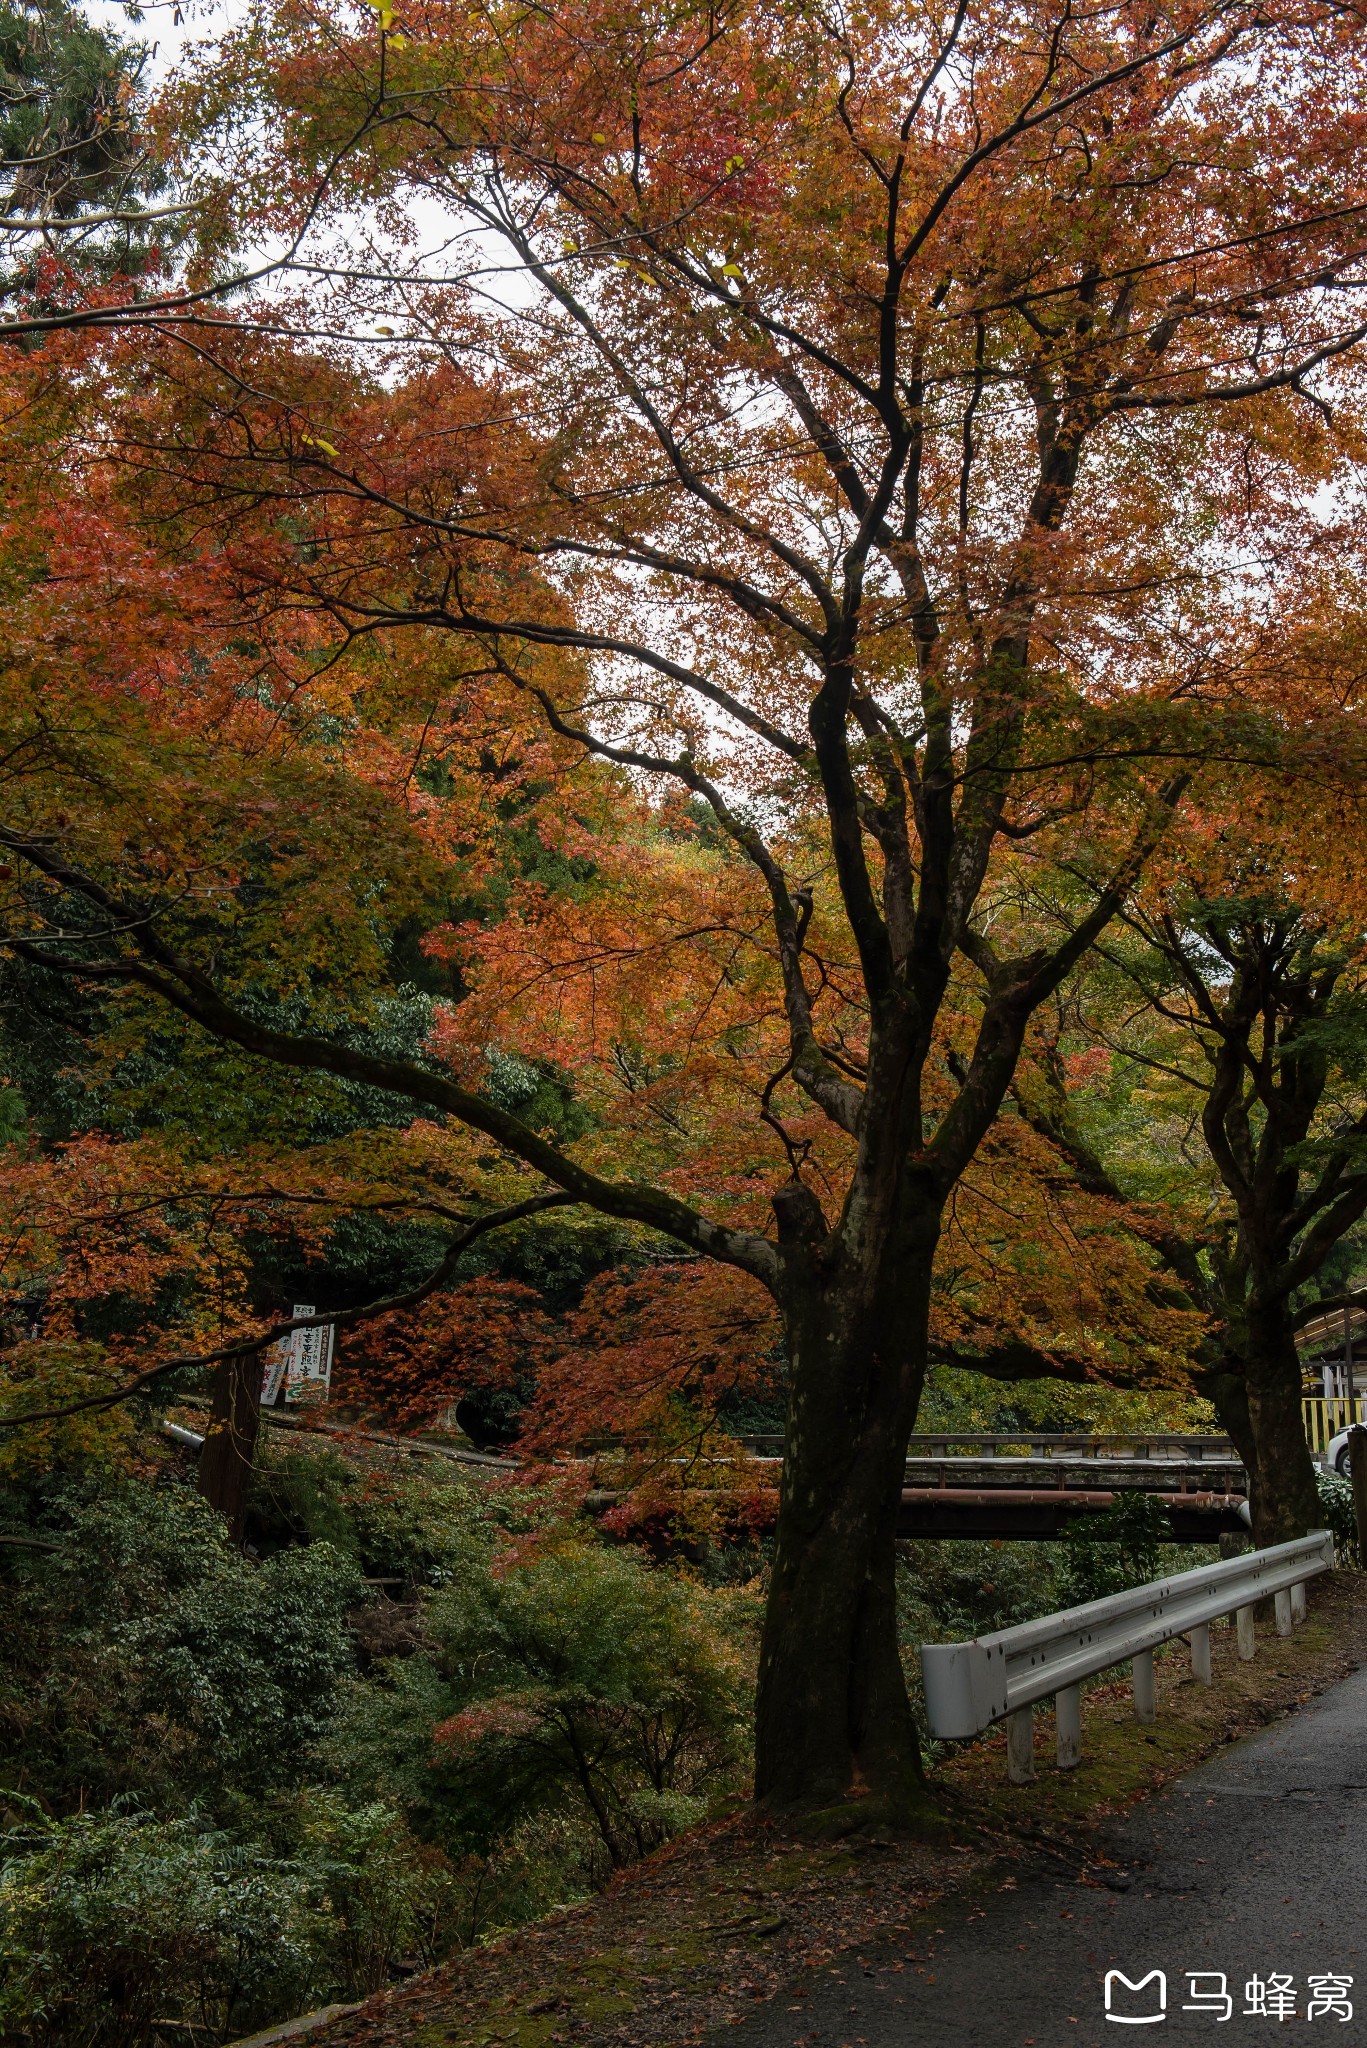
[
  {"left": 197, "top": 1349, "right": 263, "bottom": 1544},
  {"left": 1242, "top": 1304, "right": 1319, "bottom": 1545},
  {"left": 1196, "top": 1362, "right": 1257, "bottom": 1487},
  {"left": 753, "top": 1203, "right": 939, "bottom": 1824}
]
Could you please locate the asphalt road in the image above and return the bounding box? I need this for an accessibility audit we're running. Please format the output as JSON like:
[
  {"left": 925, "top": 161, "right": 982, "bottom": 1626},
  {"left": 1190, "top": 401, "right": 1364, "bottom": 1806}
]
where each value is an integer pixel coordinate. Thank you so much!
[{"left": 720, "top": 1665, "right": 1367, "bottom": 2048}]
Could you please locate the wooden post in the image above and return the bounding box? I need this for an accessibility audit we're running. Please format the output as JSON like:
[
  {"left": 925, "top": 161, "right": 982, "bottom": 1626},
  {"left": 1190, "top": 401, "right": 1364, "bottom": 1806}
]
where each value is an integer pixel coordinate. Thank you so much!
[
  {"left": 1133, "top": 1649, "right": 1156, "bottom": 1722},
  {"left": 1190, "top": 1622, "right": 1212, "bottom": 1685},
  {"left": 1349, "top": 1424, "right": 1367, "bottom": 1568},
  {"left": 1007, "top": 1705, "right": 1035, "bottom": 1784},
  {"left": 197, "top": 1349, "right": 263, "bottom": 1545},
  {"left": 1056, "top": 1685, "right": 1081, "bottom": 1769}
]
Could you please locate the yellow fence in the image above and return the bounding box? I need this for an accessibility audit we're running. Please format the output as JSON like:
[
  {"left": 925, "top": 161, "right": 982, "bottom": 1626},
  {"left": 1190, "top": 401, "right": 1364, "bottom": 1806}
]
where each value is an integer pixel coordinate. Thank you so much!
[{"left": 1303, "top": 1397, "right": 1367, "bottom": 1459}]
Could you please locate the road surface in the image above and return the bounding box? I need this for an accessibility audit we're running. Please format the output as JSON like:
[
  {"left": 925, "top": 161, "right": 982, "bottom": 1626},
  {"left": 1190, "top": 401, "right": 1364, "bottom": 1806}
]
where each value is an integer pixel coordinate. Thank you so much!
[{"left": 720, "top": 1665, "right": 1367, "bottom": 2047}]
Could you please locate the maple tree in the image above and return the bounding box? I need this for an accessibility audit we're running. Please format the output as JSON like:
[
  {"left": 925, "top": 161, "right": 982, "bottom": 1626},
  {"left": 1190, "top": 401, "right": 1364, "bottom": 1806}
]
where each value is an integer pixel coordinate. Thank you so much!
[
  {"left": 4, "top": 0, "right": 1367, "bottom": 1821},
  {"left": 1022, "top": 865, "right": 1367, "bottom": 1543}
]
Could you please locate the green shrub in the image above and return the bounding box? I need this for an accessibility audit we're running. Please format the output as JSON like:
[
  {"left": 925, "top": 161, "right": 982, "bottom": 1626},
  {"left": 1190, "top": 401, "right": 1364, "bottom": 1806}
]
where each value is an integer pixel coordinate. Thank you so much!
[
  {"left": 295, "top": 1796, "right": 465, "bottom": 1993},
  {"left": 330, "top": 1537, "right": 755, "bottom": 1886},
  {"left": 0, "top": 1482, "right": 362, "bottom": 1814},
  {"left": 1316, "top": 1468, "right": 1358, "bottom": 1562},
  {"left": 0, "top": 1808, "right": 324, "bottom": 2047},
  {"left": 245, "top": 1440, "right": 559, "bottom": 1588},
  {"left": 1058, "top": 1492, "right": 1172, "bottom": 1606},
  {"left": 0, "top": 1463, "right": 757, "bottom": 2000},
  {"left": 898, "top": 1538, "right": 1066, "bottom": 1647},
  {"left": 0, "top": 1794, "right": 482, "bottom": 2044}
]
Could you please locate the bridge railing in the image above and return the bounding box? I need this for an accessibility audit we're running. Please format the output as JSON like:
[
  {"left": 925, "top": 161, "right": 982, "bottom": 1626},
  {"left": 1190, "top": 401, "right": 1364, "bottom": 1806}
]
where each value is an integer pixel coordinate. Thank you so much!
[
  {"left": 741, "top": 1431, "right": 1238, "bottom": 1461},
  {"left": 919, "top": 1531, "right": 1333, "bottom": 1782}
]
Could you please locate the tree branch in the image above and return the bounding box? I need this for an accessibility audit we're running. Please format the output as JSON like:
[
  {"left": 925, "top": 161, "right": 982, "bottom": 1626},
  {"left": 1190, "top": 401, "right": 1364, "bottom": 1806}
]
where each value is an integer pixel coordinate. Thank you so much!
[{"left": 0, "top": 1191, "right": 576, "bottom": 1430}]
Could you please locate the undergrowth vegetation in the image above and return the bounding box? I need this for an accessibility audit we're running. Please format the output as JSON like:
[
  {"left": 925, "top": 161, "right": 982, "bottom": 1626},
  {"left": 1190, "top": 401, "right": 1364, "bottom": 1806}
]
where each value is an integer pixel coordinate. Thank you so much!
[
  {"left": 0, "top": 1413, "right": 1205, "bottom": 2046},
  {"left": 0, "top": 1429, "right": 757, "bottom": 2045}
]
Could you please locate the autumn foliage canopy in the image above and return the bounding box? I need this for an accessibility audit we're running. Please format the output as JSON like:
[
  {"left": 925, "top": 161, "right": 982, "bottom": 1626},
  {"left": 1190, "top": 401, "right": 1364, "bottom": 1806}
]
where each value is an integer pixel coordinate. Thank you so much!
[{"left": 3, "top": 0, "right": 1367, "bottom": 1804}]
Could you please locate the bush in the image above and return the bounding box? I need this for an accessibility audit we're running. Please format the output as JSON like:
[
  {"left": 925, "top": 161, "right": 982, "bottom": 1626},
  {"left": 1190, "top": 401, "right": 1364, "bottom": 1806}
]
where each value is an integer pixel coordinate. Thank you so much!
[
  {"left": 898, "top": 1538, "right": 1066, "bottom": 1648},
  {"left": 0, "top": 1459, "right": 756, "bottom": 2005},
  {"left": 0, "top": 1794, "right": 481, "bottom": 2044},
  {"left": 0, "top": 1482, "right": 362, "bottom": 1814},
  {"left": 295, "top": 1796, "right": 465, "bottom": 1993},
  {"left": 0, "top": 1808, "right": 324, "bottom": 2047},
  {"left": 245, "top": 1440, "right": 559, "bottom": 1588},
  {"left": 1316, "top": 1468, "right": 1358, "bottom": 1562},
  {"left": 331, "top": 1537, "right": 755, "bottom": 1888},
  {"left": 1058, "top": 1492, "right": 1172, "bottom": 1606}
]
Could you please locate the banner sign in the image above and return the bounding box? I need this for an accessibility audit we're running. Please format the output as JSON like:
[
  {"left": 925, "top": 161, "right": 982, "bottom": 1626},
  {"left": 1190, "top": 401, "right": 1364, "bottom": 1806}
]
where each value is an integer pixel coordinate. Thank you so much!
[
  {"left": 260, "top": 1324, "right": 295, "bottom": 1406},
  {"left": 286, "top": 1310, "right": 335, "bottom": 1405},
  {"left": 260, "top": 1305, "right": 335, "bottom": 1407}
]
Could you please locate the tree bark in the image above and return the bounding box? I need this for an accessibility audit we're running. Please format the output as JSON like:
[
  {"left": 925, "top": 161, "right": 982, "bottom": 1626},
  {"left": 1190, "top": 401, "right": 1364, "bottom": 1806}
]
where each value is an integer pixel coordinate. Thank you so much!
[
  {"left": 1196, "top": 1363, "right": 1257, "bottom": 1482},
  {"left": 197, "top": 1348, "right": 263, "bottom": 1544},
  {"left": 1242, "top": 1305, "right": 1320, "bottom": 1545},
  {"left": 753, "top": 1206, "right": 940, "bottom": 1822}
]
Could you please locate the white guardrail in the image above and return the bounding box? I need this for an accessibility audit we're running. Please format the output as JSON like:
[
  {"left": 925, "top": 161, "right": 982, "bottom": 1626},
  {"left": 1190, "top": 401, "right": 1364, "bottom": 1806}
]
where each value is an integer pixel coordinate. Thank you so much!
[{"left": 919, "top": 1531, "right": 1334, "bottom": 1783}]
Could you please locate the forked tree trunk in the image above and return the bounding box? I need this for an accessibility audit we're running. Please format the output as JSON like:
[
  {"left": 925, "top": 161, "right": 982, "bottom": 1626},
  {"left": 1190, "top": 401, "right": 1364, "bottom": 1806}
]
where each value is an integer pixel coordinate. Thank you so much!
[
  {"left": 753, "top": 1206, "right": 940, "bottom": 1821},
  {"left": 197, "top": 1348, "right": 263, "bottom": 1544}
]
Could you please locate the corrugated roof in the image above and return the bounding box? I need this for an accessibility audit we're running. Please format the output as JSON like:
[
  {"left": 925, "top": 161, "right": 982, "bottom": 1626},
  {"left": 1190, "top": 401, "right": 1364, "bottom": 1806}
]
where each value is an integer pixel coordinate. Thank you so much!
[{"left": 1298, "top": 1301, "right": 1367, "bottom": 1354}]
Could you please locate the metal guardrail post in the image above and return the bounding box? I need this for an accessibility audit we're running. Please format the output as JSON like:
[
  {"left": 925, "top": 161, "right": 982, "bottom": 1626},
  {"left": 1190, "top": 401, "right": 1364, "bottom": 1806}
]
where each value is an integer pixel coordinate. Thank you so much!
[
  {"left": 1291, "top": 1581, "right": 1307, "bottom": 1624},
  {"left": 1237, "top": 1604, "right": 1256, "bottom": 1659},
  {"left": 1133, "top": 1649, "right": 1156, "bottom": 1721},
  {"left": 1007, "top": 1706, "right": 1035, "bottom": 1784},
  {"left": 1056, "top": 1684, "right": 1081, "bottom": 1767},
  {"left": 1190, "top": 1622, "right": 1212, "bottom": 1685},
  {"left": 1274, "top": 1588, "right": 1293, "bottom": 1636}
]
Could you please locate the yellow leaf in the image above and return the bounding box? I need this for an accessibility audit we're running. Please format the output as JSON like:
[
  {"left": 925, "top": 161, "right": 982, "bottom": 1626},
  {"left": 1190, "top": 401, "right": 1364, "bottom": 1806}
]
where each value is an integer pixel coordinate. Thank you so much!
[
  {"left": 388, "top": 31, "right": 407, "bottom": 44},
  {"left": 301, "top": 434, "right": 340, "bottom": 458},
  {"left": 591, "top": 132, "right": 608, "bottom": 145},
  {"left": 720, "top": 263, "right": 743, "bottom": 278}
]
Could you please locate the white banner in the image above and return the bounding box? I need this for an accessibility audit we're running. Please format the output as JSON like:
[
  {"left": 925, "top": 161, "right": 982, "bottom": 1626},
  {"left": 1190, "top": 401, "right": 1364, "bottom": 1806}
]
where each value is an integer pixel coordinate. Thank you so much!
[
  {"left": 260, "top": 1323, "right": 296, "bottom": 1405},
  {"left": 261, "top": 1304, "right": 334, "bottom": 1406},
  {"left": 285, "top": 1305, "right": 334, "bottom": 1406}
]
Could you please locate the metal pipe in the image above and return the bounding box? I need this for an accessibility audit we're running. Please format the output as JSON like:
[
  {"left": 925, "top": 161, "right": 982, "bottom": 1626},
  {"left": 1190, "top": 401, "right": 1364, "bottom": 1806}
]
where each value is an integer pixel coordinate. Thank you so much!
[{"left": 160, "top": 1420, "right": 205, "bottom": 1450}]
